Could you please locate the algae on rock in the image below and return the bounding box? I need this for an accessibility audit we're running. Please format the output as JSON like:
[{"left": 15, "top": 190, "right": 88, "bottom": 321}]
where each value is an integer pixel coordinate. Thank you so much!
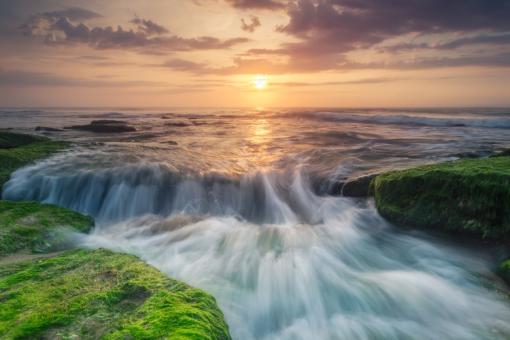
[
  {"left": 372, "top": 156, "right": 510, "bottom": 240},
  {"left": 0, "top": 249, "right": 231, "bottom": 340},
  {"left": 0, "top": 200, "right": 94, "bottom": 256},
  {"left": 0, "top": 131, "right": 70, "bottom": 188}
]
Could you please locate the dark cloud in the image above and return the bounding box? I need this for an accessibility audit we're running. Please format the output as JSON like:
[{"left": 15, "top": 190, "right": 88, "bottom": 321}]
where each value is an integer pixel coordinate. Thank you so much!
[
  {"left": 160, "top": 59, "right": 208, "bottom": 73},
  {"left": 281, "top": 0, "right": 510, "bottom": 37},
  {"left": 129, "top": 17, "right": 169, "bottom": 35},
  {"left": 385, "top": 33, "right": 510, "bottom": 52},
  {"left": 338, "top": 52, "right": 510, "bottom": 70},
  {"left": 43, "top": 7, "right": 101, "bottom": 21},
  {"left": 241, "top": 16, "right": 261, "bottom": 32},
  {"left": 266, "top": 0, "right": 510, "bottom": 71},
  {"left": 20, "top": 11, "right": 249, "bottom": 53},
  {"left": 225, "top": 0, "right": 286, "bottom": 10}
]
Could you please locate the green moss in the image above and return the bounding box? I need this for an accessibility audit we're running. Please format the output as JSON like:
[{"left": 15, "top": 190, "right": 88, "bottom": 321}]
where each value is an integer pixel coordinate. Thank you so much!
[
  {"left": 499, "top": 259, "right": 510, "bottom": 283},
  {"left": 372, "top": 156, "right": 510, "bottom": 240},
  {"left": 0, "top": 249, "right": 231, "bottom": 340},
  {"left": 0, "top": 200, "right": 94, "bottom": 256},
  {"left": 0, "top": 131, "right": 70, "bottom": 188},
  {"left": 0, "top": 131, "right": 47, "bottom": 149}
]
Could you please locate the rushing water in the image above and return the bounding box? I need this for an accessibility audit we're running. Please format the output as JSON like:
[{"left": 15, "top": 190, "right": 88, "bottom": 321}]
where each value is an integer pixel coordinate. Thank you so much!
[{"left": 2, "top": 107, "right": 510, "bottom": 339}]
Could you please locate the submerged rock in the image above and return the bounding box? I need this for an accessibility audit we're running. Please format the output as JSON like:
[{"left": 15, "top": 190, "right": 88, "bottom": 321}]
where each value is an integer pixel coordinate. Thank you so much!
[
  {"left": 372, "top": 156, "right": 510, "bottom": 240},
  {"left": 0, "top": 249, "right": 231, "bottom": 339},
  {"left": 341, "top": 174, "right": 377, "bottom": 197},
  {"left": 65, "top": 120, "right": 136, "bottom": 133},
  {"left": 35, "top": 126, "right": 63, "bottom": 132},
  {"left": 164, "top": 121, "right": 192, "bottom": 127},
  {"left": 0, "top": 131, "right": 69, "bottom": 187}
]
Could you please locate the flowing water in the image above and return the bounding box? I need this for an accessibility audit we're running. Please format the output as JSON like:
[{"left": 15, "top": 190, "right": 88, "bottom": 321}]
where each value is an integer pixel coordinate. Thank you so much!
[{"left": 2, "top": 107, "right": 510, "bottom": 339}]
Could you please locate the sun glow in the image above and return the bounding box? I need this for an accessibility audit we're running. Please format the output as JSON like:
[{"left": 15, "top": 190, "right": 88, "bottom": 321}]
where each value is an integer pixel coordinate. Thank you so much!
[{"left": 253, "top": 74, "right": 268, "bottom": 89}]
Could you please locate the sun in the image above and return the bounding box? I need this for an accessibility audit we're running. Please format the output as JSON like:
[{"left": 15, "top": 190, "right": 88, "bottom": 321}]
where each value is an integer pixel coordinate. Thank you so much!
[{"left": 253, "top": 74, "right": 268, "bottom": 89}]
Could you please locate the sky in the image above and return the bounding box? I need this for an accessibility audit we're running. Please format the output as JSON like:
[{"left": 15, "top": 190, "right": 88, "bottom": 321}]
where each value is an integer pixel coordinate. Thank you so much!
[{"left": 0, "top": 0, "right": 509, "bottom": 107}]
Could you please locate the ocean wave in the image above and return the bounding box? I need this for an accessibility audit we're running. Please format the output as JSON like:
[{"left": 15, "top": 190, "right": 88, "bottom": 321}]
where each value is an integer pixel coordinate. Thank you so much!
[
  {"left": 77, "top": 193, "right": 510, "bottom": 340},
  {"left": 2, "top": 162, "right": 339, "bottom": 224},
  {"left": 283, "top": 111, "right": 510, "bottom": 129}
]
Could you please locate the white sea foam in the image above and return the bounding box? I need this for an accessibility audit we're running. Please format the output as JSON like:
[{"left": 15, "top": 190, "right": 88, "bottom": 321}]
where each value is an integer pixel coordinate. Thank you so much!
[{"left": 5, "top": 158, "right": 510, "bottom": 339}]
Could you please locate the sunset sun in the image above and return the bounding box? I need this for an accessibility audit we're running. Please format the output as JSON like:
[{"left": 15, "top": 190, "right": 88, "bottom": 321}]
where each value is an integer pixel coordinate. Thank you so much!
[{"left": 253, "top": 75, "right": 268, "bottom": 89}]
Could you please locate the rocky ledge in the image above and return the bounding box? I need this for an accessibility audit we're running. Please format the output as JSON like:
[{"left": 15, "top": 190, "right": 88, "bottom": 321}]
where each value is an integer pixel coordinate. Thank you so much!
[
  {"left": 0, "top": 131, "right": 231, "bottom": 339},
  {"left": 371, "top": 156, "right": 510, "bottom": 240}
]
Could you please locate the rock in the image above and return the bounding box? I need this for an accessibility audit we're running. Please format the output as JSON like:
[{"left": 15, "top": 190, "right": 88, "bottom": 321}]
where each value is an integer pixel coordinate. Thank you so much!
[
  {"left": 490, "top": 149, "right": 510, "bottom": 158},
  {"left": 90, "top": 119, "right": 127, "bottom": 125},
  {"left": 498, "top": 259, "right": 510, "bottom": 284},
  {"left": 165, "top": 121, "right": 191, "bottom": 127},
  {"left": 0, "top": 249, "right": 232, "bottom": 339},
  {"left": 372, "top": 156, "right": 510, "bottom": 240},
  {"left": 0, "top": 131, "right": 69, "bottom": 187},
  {"left": 35, "top": 126, "right": 63, "bottom": 132},
  {"left": 0, "top": 131, "right": 45, "bottom": 148},
  {"left": 341, "top": 174, "right": 377, "bottom": 197},
  {"left": 0, "top": 200, "right": 93, "bottom": 256},
  {"left": 65, "top": 120, "right": 136, "bottom": 133}
]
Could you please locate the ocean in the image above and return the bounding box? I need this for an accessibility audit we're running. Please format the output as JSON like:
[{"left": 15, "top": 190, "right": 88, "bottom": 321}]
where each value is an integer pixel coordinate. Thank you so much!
[{"left": 2, "top": 107, "right": 510, "bottom": 339}]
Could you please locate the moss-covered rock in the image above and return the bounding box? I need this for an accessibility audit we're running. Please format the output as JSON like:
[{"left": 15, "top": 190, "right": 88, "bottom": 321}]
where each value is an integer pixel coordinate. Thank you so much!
[
  {"left": 0, "top": 131, "right": 46, "bottom": 149},
  {"left": 0, "top": 200, "right": 94, "bottom": 256},
  {"left": 0, "top": 249, "right": 231, "bottom": 339},
  {"left": 0, "top": 131, "right": 69, "bottom": 188},
  {"left": 372, "top": 156, "right": 510, "bottom": 240},
  {"left": 499, "top": 259, "right": 510, "bottom": 283}
]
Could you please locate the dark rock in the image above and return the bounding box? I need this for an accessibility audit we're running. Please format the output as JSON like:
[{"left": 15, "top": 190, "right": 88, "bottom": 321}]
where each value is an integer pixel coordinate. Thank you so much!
[
  {"left": 164, "top": 122, "right": 191, "bottom": 127},
  {"left": 90, "top": 119, "right": 128, "bottom": 125},
  {"left": 490, "top": 149, "right": 510, "bottom": 158},
  {"left": 0, "top": 131, "right": 45, "bottom": 148},
  {"left": 341, "top": 174, "right": 377, "bottom": 197},
  {"left": 452, "top": 152, "right": 486, "bottom": 159},
  {"left": 65, "top": 120, "right": 136, "bottom": 133},
  {"left": 35, "top": 126, "right": 63, "bottom": 132}
]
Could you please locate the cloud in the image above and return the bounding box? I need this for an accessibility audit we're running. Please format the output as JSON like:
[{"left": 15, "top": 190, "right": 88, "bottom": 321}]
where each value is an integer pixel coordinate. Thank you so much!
[
  {"left": 0, "top": 69, "right": 165, "bottom": 87},
  {"left": 384, "top": 33, "right": 510, "bottom": 52},
  {"left": 42, "top": 7, "right": 101, "bottom": 21},
  {"left": 339, "top": 52, "right": 510, "bottom": 70},
  {"left": 20, "top": 10, "right": 249, "bottom": 53},
  {"left": 263, "top": 0, "right": 510, "bottom": 72},
  {"left": 129, "top": 17, "right": 169, "bottom": 35},
  {"left": 159, "top": 57, "right": 284, "bottom": 74},
  {"left": 241, "top": 16, "right": 261, "bottom": 32},
  {"left": 272, "top": 77, "right": 402, "bottom": 87},
  {"left": 225, "top": 0, "right": 286, "bottom": 10}
]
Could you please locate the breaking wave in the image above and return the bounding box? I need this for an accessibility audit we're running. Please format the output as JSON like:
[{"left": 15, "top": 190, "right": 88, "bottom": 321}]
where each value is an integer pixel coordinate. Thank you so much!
[
  {"left": 290, "top": 111, "right": 510, "bottom": 129},
  {"left": 3, "top": 153, "right": 510, "bottom": 339}
]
